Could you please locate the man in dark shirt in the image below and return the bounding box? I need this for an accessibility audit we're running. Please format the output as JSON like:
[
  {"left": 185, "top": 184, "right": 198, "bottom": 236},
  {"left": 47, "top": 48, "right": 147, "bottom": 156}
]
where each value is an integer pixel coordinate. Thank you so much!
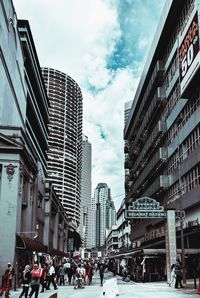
[
  {"left": 174, "top": 258, "right": 183, "bottom": 288},
  {"left": 98, "top": 260, "right": 106, "bottom": 287}
]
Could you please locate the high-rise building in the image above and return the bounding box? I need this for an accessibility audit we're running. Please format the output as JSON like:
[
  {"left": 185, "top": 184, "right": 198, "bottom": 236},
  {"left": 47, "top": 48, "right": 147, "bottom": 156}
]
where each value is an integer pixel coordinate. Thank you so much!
[
  {"left": 124, "top": 100, "right": 132, "bottom": 126},
  {"left": 91, "top": 183, "right": 116, "bottom": 248},
  {"left": 41, "top": 68, "right": 83, "bottom": 225},
  {"left": 0, "top": 9, "right": 69, "bottom": 281},
  {"left": 124, "top": 0, "right": 200, "bottom": 278},
  {"left": 79, "top": 135, "right": 92, "bottom": 249},
  {"left": 124, "top": 100, "right": 133, "bottom": 198}
]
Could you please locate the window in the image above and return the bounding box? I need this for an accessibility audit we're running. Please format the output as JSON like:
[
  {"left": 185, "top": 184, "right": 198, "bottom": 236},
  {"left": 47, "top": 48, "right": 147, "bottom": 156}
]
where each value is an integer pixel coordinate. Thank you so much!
[{"left": 37, "top": 192, "right": 43, "bottom": 208}]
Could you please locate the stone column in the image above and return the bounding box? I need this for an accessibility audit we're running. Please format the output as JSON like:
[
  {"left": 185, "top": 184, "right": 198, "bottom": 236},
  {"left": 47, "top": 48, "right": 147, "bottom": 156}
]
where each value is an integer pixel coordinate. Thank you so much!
[
  {"left": 165, "top": 210, "right": 176, "bottom": 283},
  {"left": 0, "top": 161, "right": 20, "bottom": 281}
]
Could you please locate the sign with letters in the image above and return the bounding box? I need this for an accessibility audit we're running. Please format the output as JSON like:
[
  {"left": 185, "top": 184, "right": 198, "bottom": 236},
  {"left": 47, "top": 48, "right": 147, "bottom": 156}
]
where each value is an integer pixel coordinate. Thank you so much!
[
  {"left": 125, "top": 210, "right": 167, "bottom": 219},
  {"left": 125, "top": 197, "right": 184, "bottom": 284},
  {"left": 179, "top": 11, "right": 200, "bottom": 94},
  {"left": 125, "top": 197, "right": 165, "bottom": 219},
  {"left": 125, "top": 197, "right": 185, "bottom": 219}
]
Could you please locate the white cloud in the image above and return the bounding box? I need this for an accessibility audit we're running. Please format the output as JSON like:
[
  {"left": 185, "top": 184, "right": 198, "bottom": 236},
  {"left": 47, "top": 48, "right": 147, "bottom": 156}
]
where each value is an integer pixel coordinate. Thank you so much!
[{"left": 13, "top": 0, "right": 164, "bottom": 210}]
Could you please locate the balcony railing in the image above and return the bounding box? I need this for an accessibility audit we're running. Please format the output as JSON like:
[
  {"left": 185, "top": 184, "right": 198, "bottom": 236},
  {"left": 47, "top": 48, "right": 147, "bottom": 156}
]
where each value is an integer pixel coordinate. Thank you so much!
[
  {"left": 126, "top": 60, "right": 164, "bottom": 138},
  {"left": 130, "top": 147, "right": 168, "bottom": 194},
  {"left": 131, "top": 120, "right": 167, "bottom": 174},
  {"left": 142, "top": 175, "right": 169, "bottom": 197},
  {"left": 134, "top": 88, "right": 165, "bottom": 146},
  {"left": 124, "top": 141, "right": 129, "bottom": 153}
]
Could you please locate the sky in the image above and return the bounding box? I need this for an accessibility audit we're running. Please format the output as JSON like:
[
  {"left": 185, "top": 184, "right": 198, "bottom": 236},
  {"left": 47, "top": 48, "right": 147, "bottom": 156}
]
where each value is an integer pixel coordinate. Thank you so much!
[{"left": 13, "top": 0, "right": 165, "bottom": 211}]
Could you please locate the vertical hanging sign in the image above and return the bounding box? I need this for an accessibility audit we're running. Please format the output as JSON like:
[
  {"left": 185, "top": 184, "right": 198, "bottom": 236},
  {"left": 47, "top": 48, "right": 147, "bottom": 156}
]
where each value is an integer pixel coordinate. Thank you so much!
[{"left": 179, "top": 11, "right": 200, "bottom": 94}]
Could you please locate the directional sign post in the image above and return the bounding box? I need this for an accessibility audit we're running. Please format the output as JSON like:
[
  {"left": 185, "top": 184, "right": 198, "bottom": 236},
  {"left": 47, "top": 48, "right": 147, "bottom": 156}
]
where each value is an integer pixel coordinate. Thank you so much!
[
  {"left": 125, "top": 197, "right": 182, "bottom": 284},
  {"left": 125, "top": 210, "right": 185, "bottom": 219}
]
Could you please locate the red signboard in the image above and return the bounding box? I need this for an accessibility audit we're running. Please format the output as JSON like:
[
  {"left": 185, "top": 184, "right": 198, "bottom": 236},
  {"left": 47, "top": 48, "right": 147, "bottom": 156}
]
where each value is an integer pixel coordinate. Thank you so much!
[{"left": 179, "top": 12, "right": 200, "bottom": 93}]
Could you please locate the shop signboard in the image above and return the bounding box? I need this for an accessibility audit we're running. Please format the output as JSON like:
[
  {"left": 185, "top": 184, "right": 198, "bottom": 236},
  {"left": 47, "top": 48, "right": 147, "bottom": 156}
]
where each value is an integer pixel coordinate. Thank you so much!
[
  {"left": 125, "top": 197, "right": 185, "bottom": 219},
  {"left": 179, "top": 10, "right": 200, "bottom": 94},
  {"left": 125, "top": 210, "right": 166, "bottom": 219},
  {"left": 125, "top": 197, "right": 165, "bottom": 219}
]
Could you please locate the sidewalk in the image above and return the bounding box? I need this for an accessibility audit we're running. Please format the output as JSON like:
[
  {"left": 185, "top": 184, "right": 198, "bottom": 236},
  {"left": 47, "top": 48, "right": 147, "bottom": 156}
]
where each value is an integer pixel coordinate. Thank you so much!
[{"left": 8, "top": 273, "right": 200, "bottom": 298}]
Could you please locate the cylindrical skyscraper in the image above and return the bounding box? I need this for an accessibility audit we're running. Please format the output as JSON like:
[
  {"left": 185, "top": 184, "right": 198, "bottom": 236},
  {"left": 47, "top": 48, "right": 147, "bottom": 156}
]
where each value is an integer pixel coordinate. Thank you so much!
[{"left": 41, "top": 67, "right": 83, "bottom": 225}]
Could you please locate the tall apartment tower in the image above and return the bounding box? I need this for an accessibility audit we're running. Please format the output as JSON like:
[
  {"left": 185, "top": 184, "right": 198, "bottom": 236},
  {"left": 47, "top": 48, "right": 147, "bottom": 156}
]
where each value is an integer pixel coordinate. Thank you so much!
[
  {"left": 91, "top": 183, "right": 116, "bottom": 248},
  {"left": 41, "top": 68, "right": 83, "bottom": 225},
  {"left": 79, "top": 135, "right": 92, "bottom": 249}
]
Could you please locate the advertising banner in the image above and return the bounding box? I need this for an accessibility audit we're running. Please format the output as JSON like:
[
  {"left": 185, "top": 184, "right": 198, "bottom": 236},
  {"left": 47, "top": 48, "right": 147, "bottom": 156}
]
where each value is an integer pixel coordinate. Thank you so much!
[{"left": 179, "top": 11, "right": 200, "bottom": 94}]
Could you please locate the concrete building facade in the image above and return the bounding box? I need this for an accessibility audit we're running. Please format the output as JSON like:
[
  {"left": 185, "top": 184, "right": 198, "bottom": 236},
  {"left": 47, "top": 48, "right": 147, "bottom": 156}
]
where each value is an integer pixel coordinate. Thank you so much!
[
  {"left": 41, "top": 68, "right": 83, "bottom": 226},
  {"left": 0, "top": 2, "right": 71, "bottom": 283},
  {"left": 124, "top": 0, "right": 200, "bottom": 279},
  {"left": 116, "top": 199, "right": 131, "bottom": 252}
]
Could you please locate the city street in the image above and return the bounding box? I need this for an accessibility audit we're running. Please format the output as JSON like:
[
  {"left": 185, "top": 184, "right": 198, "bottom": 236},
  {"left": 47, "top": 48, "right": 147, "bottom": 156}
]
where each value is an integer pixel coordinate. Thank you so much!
[{"left": 10, "top": 272, "right": 199, "bottom": 298}]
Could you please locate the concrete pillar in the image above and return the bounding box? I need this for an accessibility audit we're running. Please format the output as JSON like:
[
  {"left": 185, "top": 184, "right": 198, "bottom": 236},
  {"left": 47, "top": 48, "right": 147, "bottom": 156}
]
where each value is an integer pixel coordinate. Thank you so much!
[
  {"left": 165, "top": 210, "right": 177, "bottom": 283},
  {"left": 0, "top": 161, "right": 20, "bottom": 280}
]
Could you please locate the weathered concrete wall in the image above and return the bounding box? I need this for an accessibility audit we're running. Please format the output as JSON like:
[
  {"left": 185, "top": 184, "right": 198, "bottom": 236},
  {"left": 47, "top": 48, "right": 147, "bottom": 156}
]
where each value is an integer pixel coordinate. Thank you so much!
[
  {"left": 0, "top": 0, "right": 26, "bottom": 128},
  {"left": 0, "top": 157, "right": 21, "bottom": 280}
]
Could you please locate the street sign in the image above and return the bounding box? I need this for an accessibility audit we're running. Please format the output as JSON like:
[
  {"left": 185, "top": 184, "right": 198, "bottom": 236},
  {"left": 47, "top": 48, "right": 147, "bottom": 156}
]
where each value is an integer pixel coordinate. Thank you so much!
[
  {"left": 125, "top": 196, "right": 185, "bottom": 219},
  {"left": 125, "top": 210, "right": 167, "bottom": 219},
  {"left": 129, "top": 197, "right": 164, "bottom": 211}
]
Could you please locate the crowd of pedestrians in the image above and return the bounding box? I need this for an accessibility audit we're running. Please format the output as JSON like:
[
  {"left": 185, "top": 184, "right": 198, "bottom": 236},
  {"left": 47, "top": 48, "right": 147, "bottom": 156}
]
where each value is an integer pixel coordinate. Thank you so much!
[
  {"left": 0, "top": 258, "right": 110, "bottom": 297},
  {"left": 0, "top": 257, "right": 190, "bottom": 297}
]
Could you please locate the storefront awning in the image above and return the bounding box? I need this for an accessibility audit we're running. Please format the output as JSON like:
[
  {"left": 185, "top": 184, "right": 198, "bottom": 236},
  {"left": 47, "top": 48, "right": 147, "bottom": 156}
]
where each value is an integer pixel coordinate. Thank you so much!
[
  {"left": 109, "top": 247, "right": 200, "bottom": 259},
  {"left": 50, "top": 248, "right": 69, "bottom": 257},
  {"left": 68, "top": 229, "right": 82, "bottom": 250},
  {"left": 112, "top": 248, "right": 166, "bottom": 258},
  {"left": 16, "top": 235, "right": 48, "bottom": 253}
]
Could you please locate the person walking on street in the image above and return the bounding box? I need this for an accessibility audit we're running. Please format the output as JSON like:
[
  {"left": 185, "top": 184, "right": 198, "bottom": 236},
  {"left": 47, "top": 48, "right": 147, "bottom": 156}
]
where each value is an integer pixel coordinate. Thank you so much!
[
  {"left": 98, "top": 260, "right": 106, "bottom": 287},
  {"left": 84, "top": 261, "right": 91, "bottom": 286},
  {"left": 174, "top": 258, "right": 183, "bottom": 289},
  {"left": 58, "top": 265, "right": 65, "bottom": 286},
  {"left": 47, "top": 263, "right": 58, "bottom": 290},
  {"left": 28, "top": 264, "right": 41, "bottom": 298},
  {"left": 169, "top": 263, "right": 176, "bottom": 287},
  {"left": 112, "top": 260, "right": 117, "bottom": 276},
  {"left": 19, "top": 265, "right": 31, "bottom": 298},
  {"left": 88, "top": 263, "right": 94, "bottom": 285},
  {"left": 40, "top": 264, "right": 47, "bottom": 293},
  {"left": 71, "top": 262, "right": 77, "bottom": 286},
  {"left": 0, "top": 262, "right": 15, "bottom": 297}
]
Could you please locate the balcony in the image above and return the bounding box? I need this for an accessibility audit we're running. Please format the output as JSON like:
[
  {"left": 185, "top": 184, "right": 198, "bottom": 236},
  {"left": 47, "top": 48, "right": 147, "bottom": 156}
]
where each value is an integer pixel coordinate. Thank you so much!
[
  {"left": 130, "top": 147, "right": 168, "bottom": 194},
  {"left": 142, "top": 175, "right": 169, "bottom": 197},
  {"left": 124, "top": 154, "right": 131, "bottom": 169},
  {"left": 127, "top": 60, "right": 164, "bottom": 138},
  {"left": 132, "top": 120, "right": 167, "bottom": 174},
  {"left": 124, "top": 140, "right": 129, "bottom": 153},
  {"left": 133, "top": 88, "right": 165, "bottom": 148}
]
